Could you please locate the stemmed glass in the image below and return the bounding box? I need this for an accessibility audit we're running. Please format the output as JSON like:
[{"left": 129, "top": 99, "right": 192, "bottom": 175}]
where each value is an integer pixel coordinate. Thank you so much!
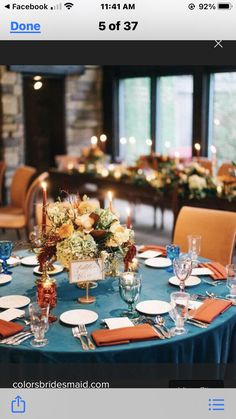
[
  {"left": 0, "top": 240, "right": 13, "bottom": 275},
  {"left": 188, "top": 235, "right": 201, "bottom": 268},
  {"left": 29, "top": 226, "right": 43, "bottom": 255},
  {"left": 173, "top": 256, "right": 192, "bottom": 292},
  {"left": 226, "top": 264, "right": 236, "bottom": 301},
  {"left": 29, "top": 303, "right": 49, "bottom": 347},
  {"left": 119, "top": 272, "right": 141, "bottom": 319},
  {"left": 170, "top": 291, "right": 190, "bottom": 335},
  {"left": 166, "top": 244, "right": 180, "bottom": 273}
]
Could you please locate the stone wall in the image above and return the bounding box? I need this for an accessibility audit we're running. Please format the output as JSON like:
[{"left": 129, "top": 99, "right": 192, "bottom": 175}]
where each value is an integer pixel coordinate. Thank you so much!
[
  {"left": 65, "top": 66, "right": 103, "bottom": 155},
  {"left": 0, "top": 66, "right": 25, "bottom": 188},
  {"left": 0, "top": 65, "right": 103, "bottom": 191}
]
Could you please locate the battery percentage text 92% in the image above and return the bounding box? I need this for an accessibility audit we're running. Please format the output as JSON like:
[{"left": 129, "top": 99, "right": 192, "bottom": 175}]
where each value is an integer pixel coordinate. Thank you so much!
[{"left": 99, "top": 21, "right": 138, "bottom": 31}]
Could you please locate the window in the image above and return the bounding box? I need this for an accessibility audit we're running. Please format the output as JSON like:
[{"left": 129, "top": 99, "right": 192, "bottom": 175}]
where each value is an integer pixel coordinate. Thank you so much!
[
  {"left": 119, "top": 78, "right": 151, "bottom": 164},
  {"left": 209, "top": 72, "right": 236, "bottom": 163},
  {"left": 118, "top": 74, "right": 193, "bottom": 163},
  {"left": 156, "top": 76, "right": 193, "bottom": 158}
]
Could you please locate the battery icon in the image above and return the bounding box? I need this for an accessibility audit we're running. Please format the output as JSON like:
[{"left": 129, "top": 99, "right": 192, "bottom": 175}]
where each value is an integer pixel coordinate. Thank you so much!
[{"left": 218, "top": 3, "right": 233, "bottom": 8}]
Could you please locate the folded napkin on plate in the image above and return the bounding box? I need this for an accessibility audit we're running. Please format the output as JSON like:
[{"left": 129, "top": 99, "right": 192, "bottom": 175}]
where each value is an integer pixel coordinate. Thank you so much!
[
  {"left": 191, "top": 298, "right": 232, "bottom": 323},
  {"left": 0, "top": 319, "right": 24, "bottom": 339},
  {"left": 139, "top": 245, "right": 167, "bottom": 257},
  {"left": 91, "top": 324, "right": 159, "bottom": 347},
  {"left": 199, "top": 262, "right": 227, "bottom": 280}
]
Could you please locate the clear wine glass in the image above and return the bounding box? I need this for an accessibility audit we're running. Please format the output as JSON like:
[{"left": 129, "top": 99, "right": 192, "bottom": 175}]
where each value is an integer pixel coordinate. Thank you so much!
[
  {"left": 169, "top": 291, "right": 190, "bottom": 335},
  {"left": 0, "top": 240, "right": 13, "bottom": 275},
  {"left": 119, "top": 272, "right": 141, "bottom": 319},
  {"left": 173, "top": 256, "right": 192, "bottom": 292},
  {"left": 29, "top": 303, "right": 49, "bottom": 347},
  {"left": 188, "top": 235, "right": 201, "bottom": 268},
  {"left": 29, "top": 226, "right": 43, "bottom": 255},
  {"left": 226, "top": 264, "right": 236, "bottom": 301}
]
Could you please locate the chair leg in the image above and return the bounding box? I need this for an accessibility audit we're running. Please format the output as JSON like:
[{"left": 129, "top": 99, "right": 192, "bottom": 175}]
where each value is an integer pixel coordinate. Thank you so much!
[
  {"left": 16, "top": 229, "right": 21, "bottom": 240},
  {"left": 1, "top": 228, "right": 5, "bottom": 234},
  {"left": 153, "top": 206, "right": 157, "bottom": 229}
]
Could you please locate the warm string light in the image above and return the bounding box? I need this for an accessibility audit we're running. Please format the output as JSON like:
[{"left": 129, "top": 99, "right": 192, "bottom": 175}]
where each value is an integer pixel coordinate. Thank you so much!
[{"left": 91, "top": 136, "right": 98, "bottom": 146}]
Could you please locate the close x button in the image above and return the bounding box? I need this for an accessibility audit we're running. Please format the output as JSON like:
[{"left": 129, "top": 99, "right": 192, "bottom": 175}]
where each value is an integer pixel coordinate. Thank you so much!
[{"left": 10, "top": 21, "right": 41, "bottom": 34}]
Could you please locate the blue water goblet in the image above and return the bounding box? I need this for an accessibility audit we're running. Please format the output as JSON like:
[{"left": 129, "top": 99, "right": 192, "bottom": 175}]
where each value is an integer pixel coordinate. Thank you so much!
[
  {"left": 166, "top": 244, "right": 180, "bottom": 273},
  {"left": 0, "top": 241, "right": 13, "bottom": 274}
]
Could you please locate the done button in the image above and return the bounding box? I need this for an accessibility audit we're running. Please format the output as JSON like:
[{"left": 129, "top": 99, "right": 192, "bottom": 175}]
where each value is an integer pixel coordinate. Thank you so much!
[{"left": 10, "top": 21, "right": 41, "bottom": 34}]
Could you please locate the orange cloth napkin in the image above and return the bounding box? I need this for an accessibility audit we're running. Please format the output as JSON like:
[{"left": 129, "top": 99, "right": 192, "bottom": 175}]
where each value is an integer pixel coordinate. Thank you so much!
[
  {"left": 139, "top": 245, "right": 167, "bottom": 257},
  {"left": 0, "top": 319, "right": 24, "bottom": 339},
  {"left": 199, "top": 262, "right": 227, "bottom": 280},
  {"left": 91, "top": 324, "right": 159, "bottom": 347},
  {"left": 191, "top": 299, "right": 232, "bottom": 323}
]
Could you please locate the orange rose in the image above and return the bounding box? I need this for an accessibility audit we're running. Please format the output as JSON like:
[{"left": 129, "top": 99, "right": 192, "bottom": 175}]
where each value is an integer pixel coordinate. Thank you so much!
[{"left": 58, "top": 223, "right": 74, "bottom": 239}]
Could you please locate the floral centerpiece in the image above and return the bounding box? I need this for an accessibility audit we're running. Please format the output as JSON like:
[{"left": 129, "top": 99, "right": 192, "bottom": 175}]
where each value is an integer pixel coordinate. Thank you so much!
[
  {"left": 38, "top": 195, "right": 136, "bottom": 275},
  {"left": 81, "top": 145, "right": 105, "bottom": 166},
  {"left": 177, "top": 162, "right": 220, "bottom": 199}
]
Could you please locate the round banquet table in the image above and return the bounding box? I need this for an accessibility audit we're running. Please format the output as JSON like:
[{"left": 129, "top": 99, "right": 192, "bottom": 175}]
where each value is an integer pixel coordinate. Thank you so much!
[{"left": 0, "top": 251, "right": 236, "bottom": 366}]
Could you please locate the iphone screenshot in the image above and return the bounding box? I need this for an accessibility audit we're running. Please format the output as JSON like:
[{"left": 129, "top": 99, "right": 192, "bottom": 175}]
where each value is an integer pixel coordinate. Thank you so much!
[{"left": 0, "top": 1, "right": 236, "bottom": 417}]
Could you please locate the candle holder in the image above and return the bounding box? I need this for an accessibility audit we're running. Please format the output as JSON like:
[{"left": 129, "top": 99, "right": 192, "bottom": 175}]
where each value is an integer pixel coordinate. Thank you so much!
[
  {"left": 78, "top": 282, "right": 96, "bottom": 304},
  {"left": 36, "top": 265, "right": 57, "bottom": 323}
]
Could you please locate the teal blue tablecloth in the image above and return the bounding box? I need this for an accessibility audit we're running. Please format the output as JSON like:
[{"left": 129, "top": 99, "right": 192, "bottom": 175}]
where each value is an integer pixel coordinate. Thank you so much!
[{"left": 0, "top": 252, "right": 236, "bottom": 364}]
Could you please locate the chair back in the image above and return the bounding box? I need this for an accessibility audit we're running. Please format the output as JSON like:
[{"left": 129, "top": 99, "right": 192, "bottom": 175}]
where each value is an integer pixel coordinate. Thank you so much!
[
  {"left": 194, "top": 158, "right": 212, "bottom": 174},
  {"left": 218, "top": 163, "right": 234, "bottom": 177},
  {"left": 24, "top": 172, "right": 49, "bottom": 232},
  {"left": 0, "top": 161, "right": 6, "bottom": 205},
  {"left": 10, "top": 165, "right": 37, "bottom": 209},
  {"left": 173, "top": 206, "right": 236, "bottom": 265}
]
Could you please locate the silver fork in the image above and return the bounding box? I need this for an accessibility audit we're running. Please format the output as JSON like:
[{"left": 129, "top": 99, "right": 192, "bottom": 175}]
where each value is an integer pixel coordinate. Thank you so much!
[
  {"left": 1, "top": 331, "right": 31, "bottom": 345},
  {"left": 72, "top": 327, "right": 89, "bottom": 351},
  {"left": 202, "top": 279, "right": 222, "bottom": 286},
  {"left": 77, "top": 324, "right": 95, "bottom": 350}
]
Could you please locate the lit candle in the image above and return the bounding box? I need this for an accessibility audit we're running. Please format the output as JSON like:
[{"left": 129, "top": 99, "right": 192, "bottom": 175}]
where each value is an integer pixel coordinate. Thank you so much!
[
  {"left": 211, "top": 145, "right": 217, "bottom": 177},
  {"left": 174, "top": 151, "right": 180, "bottom": 165},
  {"left": 100, "top": 134, "right": 107, "bottom": 152},
  {"left": 67, "top": 162, "right": 74, "bottom": 172},
  {"left": 194, "top": 142, "right": 201, "bottom": 157},
  {"left": 164, "top": 141, "right": 171, "bottom": 157},
  {"left": 146, "top": 138, "right": 153, "bottom": 154},
  {"left": 91, "top": 136, "right": 98, "bottom": 146},
  {"left": 41, "top": 181, "right": 47, "bottom": 235},
  {"left": 107, "top": 191, "right": 113, "bottom": 211},
  {"left": 126, "top": 206, "right": 131, "bottom": 228}
]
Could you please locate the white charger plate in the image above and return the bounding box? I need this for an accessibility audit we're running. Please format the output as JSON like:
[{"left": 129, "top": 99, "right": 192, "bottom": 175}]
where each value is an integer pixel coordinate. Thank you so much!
[
  {"left": 34, "top": 265, "right": 64, "bottom": 275},
  {"left": 138, "top": 250, "right": 162, "bottom": 259},
  {"left": 0, "top": 295, "right": 30, "bottom": 309},
  {"left": 145, "top": 257, "right": 171, "bottom": 268},
  {"left": 0, "top": 256, "right": 21, "bottom": 267},
  {"left": 60, "top": 309, "right": 98, "bottom": 326},
  {"left": 169, "top": 275, "right": 201, "bottom": 287},
  {"left": 0, "top": 274, "right": 12, "bottom": 286},
  {"left": 136, "top": 300, "right": 171, "bottom": 315},
  {"left": 21, "top": 255, "right": 39, "bottom": 266}
]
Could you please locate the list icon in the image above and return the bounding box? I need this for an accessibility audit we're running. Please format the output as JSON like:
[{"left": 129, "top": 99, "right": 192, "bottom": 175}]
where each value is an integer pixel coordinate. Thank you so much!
[{"left": 209, "top": 398, "right": 225, "bottom": 411}]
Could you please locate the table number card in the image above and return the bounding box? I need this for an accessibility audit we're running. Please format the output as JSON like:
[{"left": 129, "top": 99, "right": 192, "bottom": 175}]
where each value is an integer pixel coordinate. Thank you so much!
[{"left": 69, "top": 258, "right": 105, "bottom": 284}]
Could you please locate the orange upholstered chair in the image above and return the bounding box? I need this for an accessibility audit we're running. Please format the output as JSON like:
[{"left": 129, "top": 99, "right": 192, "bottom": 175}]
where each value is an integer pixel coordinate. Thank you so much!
[
  {"left": 194, "top": 158, "right": 212, "bottom": 174},
  {"left": 218, "top": 163, "right": 234, "bottom": 177},
  {"left": 173, "top": 206, "right": 236, "bottom": 266},
  {"left": 0, "top": 172, "right": 48, "bottom": 238},
  {"left": 0, "top": 161, "right": 6, "bottom": 205},
  {"left": 0, "top": 165, "right": 36, "bottom": 215}
]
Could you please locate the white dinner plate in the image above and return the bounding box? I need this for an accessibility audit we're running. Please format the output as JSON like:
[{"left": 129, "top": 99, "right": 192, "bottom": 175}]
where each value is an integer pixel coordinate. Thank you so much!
[
  {"left": 0, "top": 256, "right": 21, "bottom": 267},
  {"left": 34, "top": 265, "right": 64, "bottom": 275},
  {"left": 145, "top": 257, "right": 171, "bottom": 268},
  {"left": 136, "top": 300, "right": 171, "bottom": 315},
  {"left": 60, "top": 309, "right": 98, "bottom": 326},
  {"left": 169, "top": 275, "right": 201, "bottom": 287},
  {"left": 192, "top": 268, "right": 213, "bottom": 276},
  {"left": 0, "top": 295, "right": 30, "bottom": 309},
  {"left": 138, "top": 250, "right": 162, "bottom": 259},
  {"left": 21, "top": 255, "right": 39, "bottom": 266},
  {"left": 0, "top": 274, "right": 12, "bottom": 286}
]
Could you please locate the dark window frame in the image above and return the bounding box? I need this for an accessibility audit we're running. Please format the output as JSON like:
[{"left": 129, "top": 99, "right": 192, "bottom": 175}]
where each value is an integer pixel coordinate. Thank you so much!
[{"left": 102, "top": 66, "right": 236, "bottom": 161}]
